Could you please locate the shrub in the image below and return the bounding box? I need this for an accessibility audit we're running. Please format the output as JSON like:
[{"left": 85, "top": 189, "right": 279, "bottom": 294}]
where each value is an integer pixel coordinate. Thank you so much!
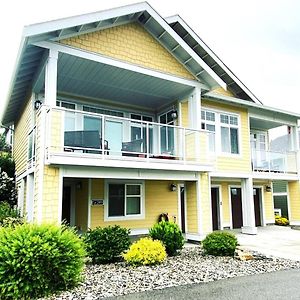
[
  {"left": 275, "top": 215, "right": 289, "bottom": 226},
  {"left": 0, "top": 202, "right": 23, "bottom": 227},
  {"left": 0, "top": 223, "right": 85, "bottom": 299},
  {"left": 123, "top": 237, "right": 167, "bottom": 266},
  {"left": 149, "top": 221, "right": 184, "bottom": 256},
  {"left": 202, "top": 231, "right": 238, "bottom": 256},
  {"left": 84, "top": 225, "right": 131, "bottom": 264}
]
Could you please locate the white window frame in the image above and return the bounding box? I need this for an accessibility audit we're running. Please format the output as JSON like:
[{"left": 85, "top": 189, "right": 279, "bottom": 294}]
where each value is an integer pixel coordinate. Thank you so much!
[
  {"left": 220, "top": 113, "right": 239, "bottom": 155},
  {"left": 104, "top": 180, "right": 145, "bottom": 221},
  {"left": 201, "top": 107, "right": 241, "bottom": 157},
  {"left": 201, "top": 109, "right": 216, "bottom": 152}
]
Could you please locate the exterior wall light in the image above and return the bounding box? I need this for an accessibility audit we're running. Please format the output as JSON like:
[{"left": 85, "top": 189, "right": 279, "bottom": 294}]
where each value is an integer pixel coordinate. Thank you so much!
[
  {"left": 170, "top": 183, "right": 177, "bottom": 192},
  {"left": 265, "top": 185, "right": 272, "bottom": 192},
  {"left": 34, "top": 100, "right": 42, "bottom": 110},
  {"left": 170, "top": 109, "right": 178, "bottom": 120}
]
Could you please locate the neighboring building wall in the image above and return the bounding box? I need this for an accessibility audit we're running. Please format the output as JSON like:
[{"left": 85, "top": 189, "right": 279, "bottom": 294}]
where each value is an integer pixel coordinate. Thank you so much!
[
  {"left": 288, "top": 181, "right": 300, "bottom": 223},
  {"left": 60, "top": 22, "right": 194, "bottom": 80},
  {"left": 202, "top": 99, "right": 251, "bottom": 173},
  {"left": 13, "top": 97, "right": 33, "bottom": 177},
  {"left": 90, "top": 179, "right": 178, "bottom": 230}
]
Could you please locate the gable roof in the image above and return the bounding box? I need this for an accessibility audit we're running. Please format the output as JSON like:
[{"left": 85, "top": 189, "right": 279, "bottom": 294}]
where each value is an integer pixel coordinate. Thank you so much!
[
  {"left": 2, "top": 2, "right": 228, "bottom": 125},
  {"left": 166, "top": 15, "right": 262, "bottom": 104}
]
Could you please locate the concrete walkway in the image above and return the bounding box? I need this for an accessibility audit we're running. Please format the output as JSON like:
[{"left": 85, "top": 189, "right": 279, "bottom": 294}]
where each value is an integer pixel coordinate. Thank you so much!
[{"left": 234, "top": 225, "right": 300, "bottom": 261}]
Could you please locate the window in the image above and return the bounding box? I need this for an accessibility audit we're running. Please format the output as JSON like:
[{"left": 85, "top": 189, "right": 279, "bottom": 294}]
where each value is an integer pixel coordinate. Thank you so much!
[
  {"left": 130, "top": 114, "right": 153, "bottom": 153},
  {"left": 56, "top": 101, "right": 76, "bottom": 110},
  {"left": 220, "top": 113, "right": 239, "bottom": 154},
  {"left": 107, "top": 183, "right": 143, "bottom": 218},
  {"left": 159, "top": 110, "right": 175, "bottom": 154},
  {"left": 201, "top": 110, "right": 216, "bottom": 152}
]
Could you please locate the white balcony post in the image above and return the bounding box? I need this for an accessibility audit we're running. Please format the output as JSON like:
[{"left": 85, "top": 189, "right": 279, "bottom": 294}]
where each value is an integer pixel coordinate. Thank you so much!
[
  {"left": 183, "top": 128, "right": 186, "bottom": 162},
  {"left": 102, "top": 115, "right": 105, "bottom": 159},
  {"left": 241, "top": 177, "right": 257, "bottom": 235},
  {"left": 146, "top": 123, "right": 149, "bottom": 159},
  {"left": 44, "top": 49, "right": 58, "bottom": 107}
]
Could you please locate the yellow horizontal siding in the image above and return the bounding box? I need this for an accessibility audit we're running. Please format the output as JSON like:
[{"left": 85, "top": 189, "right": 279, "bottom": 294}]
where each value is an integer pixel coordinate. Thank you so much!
[
  {"left": 60, "top": 22, "right": 194, "bottom": 80},
  {"left": 211, "top": 87, "right": 235, "bottom": 97},
  {"left": 200, "top": 173, "right": 211, "bottom": 233},
  {"left": 288, "top": 181, "right": 300, "bottom": 221},
  {"left": 13, "top": 98, "right": 32, "bottom": 176},
  {"left": 202, "top": 99, "right": 251, "bottom": 173},
  {"left": 186, "top": 181, "right": 198, "bottom": 233}
]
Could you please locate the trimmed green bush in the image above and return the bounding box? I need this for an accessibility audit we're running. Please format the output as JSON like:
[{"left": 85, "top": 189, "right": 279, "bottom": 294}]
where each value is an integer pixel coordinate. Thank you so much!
[
  {"left": 202, "top": 231, "right": 238, "bottom": 256},
  {"left": 0, "top": 202, "right": 23, "bottom": 227},
  {"left": 0, "top": 223, "right": 85, "bottom": 299},
  {"left": 149, "top": 221, "right": 184, "bottom": 256},
  {"left": 84, "top": 225, "right": 131, "bottom": 264},
  {"left": 123, "top": 237, "right": 167, "bottom": 266}
]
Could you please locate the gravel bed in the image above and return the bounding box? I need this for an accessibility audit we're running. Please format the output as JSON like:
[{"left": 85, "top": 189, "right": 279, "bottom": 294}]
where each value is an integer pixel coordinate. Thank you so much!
[{"left": 45, "top": 247, "right": 300, "bottom": 299}]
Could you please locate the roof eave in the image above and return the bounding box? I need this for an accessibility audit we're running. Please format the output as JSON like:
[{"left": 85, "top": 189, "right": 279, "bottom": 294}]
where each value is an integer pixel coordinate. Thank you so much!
[{"left": 165, "top": 15, "right": 263, "bottom": 105}]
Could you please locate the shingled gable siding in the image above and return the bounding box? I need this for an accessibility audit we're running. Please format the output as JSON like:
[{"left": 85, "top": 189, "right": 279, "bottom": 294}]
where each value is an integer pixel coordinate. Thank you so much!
[{"left": 60, "top": 22, "right": 194, "bottom": 80}]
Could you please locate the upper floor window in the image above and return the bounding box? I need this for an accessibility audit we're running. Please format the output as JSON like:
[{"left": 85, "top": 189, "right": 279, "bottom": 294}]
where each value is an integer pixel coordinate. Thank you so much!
[
  {"left": 201, "top": 109, "right": 240, "bottom": 155},
  {"left": 201, "top": 110, "right": 216, "bottom": 152},
  {"left": 220, "top": 113, "right": 239, "bottom": 154}
]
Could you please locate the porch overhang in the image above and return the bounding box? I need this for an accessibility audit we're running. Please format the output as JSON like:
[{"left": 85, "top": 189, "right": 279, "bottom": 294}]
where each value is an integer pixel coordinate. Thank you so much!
[
  {"left": 2, "top": 2, "right": 227, "bottom": 125},
  {"left": 32, "top": 43, "right": 200, "bottom": 110}
]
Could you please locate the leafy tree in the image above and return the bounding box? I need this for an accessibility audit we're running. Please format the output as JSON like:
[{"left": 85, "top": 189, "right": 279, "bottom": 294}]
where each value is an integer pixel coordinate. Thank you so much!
[{"left": 0, "top": 133, "right": 16, "bottom": 206}]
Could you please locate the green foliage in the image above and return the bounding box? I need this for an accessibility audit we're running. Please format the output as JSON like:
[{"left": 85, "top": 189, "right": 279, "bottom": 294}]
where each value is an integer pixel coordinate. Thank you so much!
[
  {"left": 275, "top": 215, "right": 289, "bottom": 226},
  {"left": 123, "top": 237, "right": 166, "bottom": 266},
  {"left": 149, "top": 221, "right": 184, "bottom": 256},
  {"left": 84, "top": 225, "right": 131, "bottom": 264},
  {"left": 202, "top": 231, "right": 238, "bottom": 256},
  {"left": 0, "top": 133, "right": 11, "bottom": 153},
  {"left": 0, "top": 202, "right": 22, "bottom": 227},
  {"left": 0, "top": 223, "right": 85, "bottom": 299},
  {"left": 0, "top": 152, "right": 15, "bottom": 178}
]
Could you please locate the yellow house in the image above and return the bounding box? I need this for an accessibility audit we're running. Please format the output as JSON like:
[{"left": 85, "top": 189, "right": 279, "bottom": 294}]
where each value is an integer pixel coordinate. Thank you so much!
[{"left": 2, "top": 3, "right": 300, "bottom": 240}]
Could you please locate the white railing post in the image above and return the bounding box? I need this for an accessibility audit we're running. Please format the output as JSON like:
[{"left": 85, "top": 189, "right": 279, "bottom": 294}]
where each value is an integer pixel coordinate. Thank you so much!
[
  {"left": 146, "top": 123, "right": 149, "bottom": 160},
  {"left": 183, "top": 128, "right": 186, "bottom": 162},
  {"left": 102, "top": 115, "right": 105, "bottom": 159}
]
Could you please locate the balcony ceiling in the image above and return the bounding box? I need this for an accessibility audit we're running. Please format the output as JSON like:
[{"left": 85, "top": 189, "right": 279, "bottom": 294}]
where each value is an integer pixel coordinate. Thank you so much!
[{"left": 38, "top": 53, "right": 195, "bottom": 109}]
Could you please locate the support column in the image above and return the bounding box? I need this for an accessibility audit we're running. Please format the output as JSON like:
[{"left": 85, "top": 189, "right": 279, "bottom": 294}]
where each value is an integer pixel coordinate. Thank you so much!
[
  {"left": 241, "top": 177, "right": 257, "bottom": 235},
  {"left": 188, "top": 87, "right": 201, "bottom": 130},
  {"left": 44, "top": 49, "right": 58, "bottom": 107}
]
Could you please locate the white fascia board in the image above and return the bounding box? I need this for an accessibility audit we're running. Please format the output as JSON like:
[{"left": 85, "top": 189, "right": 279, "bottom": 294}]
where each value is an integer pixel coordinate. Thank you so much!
[
  {"left": 145, "top": 6, "right": 227, "bottom": 90},
  {"left": 22, "top": 2, "right": 148, "bottom": 37},
  {"left": 33, "top": 41, "right": 205, "bottom": 89},
  {"left": 165, "top": 15, "right": 262, "bottom": 105},
  {"left": 204, "top": 92, "right": 300, "bottom": 120},
  {"left": 1, "top": 36, "right": 28, "bottom": 125},
  {"left": 252, "top": 172, "right": 300, "bottom": 181}
]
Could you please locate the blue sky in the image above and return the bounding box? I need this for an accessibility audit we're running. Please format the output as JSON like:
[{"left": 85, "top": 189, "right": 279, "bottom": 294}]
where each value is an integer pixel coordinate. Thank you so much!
[{"left": 0, "top": 0, "right": 299, "bottom": 133}]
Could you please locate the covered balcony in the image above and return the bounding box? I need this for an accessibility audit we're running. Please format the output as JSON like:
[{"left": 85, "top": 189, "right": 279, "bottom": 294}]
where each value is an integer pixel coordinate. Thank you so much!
[
  {"left": 250, "top": 114, "right": 299, "bottom": 177},
  {"left": 44, "top": 106, "right": 214, "bottom": 171}
]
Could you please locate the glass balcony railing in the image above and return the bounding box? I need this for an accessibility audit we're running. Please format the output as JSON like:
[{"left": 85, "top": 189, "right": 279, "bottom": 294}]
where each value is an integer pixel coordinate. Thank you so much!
[
  {"left": 45, "top": 106, "right": 215, "bottom": 165},
  {"left": 251, "top": 149, "right": 298, "bottom": 174}
]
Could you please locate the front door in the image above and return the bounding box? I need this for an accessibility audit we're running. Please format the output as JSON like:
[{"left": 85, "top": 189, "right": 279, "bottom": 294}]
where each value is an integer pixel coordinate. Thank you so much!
[
  {"left": 253, "top": 188, "right": 262, "bottom": 226},
  {"left": 231, "top": 187, "right": 243, "bottom": 229},
  {"left": 62, "top": 186, "right": 71, "bottom": 225},
  {"left": 211, "top": 187, "right": 220, "bottom": 231}
]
